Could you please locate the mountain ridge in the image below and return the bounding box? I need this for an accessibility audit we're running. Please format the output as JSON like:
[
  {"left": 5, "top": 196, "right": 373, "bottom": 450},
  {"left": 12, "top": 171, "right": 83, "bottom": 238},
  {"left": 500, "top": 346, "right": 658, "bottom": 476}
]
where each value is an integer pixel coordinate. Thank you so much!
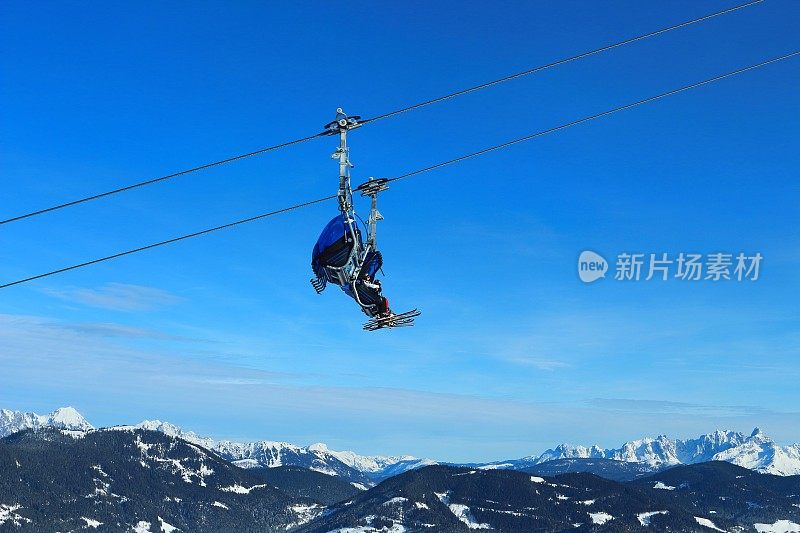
[
  {"left": 3, "top": 406, "right": 799, "bottom": 484},
  {"left": 0, "top": 426, "right": 324, "bottom": 531},
  {"left": 0, "top": 407, "right": 93, "bottom": 436},
  {"left": 2, "top": 424, "right": 800, "bottom": 532}
]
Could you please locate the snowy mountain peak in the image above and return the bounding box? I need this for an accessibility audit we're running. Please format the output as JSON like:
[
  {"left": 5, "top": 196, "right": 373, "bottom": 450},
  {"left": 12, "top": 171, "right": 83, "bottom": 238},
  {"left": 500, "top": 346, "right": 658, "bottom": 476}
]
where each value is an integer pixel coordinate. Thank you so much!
[
  {"left": 536, "top": 443, "right": 607, "bottom": 464},
  {"left": 747, "top": 427, "right": 773, "bottom": 443},
  {"left": 135, "top": 419, "right": 216, "bottom": 449},
  {"left": 47, "top": 407, "right": 93, "bottom": 431},
  {"left": 0, "top": 406, "right": 93, "bottom": 437},
  {"left": 524, "top": 428, "right": 800, "bottom": 476}
]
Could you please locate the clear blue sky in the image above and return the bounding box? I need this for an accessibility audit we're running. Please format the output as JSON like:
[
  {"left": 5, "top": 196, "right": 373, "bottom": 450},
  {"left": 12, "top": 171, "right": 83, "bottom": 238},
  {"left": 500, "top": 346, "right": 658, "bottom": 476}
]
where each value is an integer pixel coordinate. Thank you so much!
[{"left": 1, "top": 1, "right": 798, "bottom": 462}]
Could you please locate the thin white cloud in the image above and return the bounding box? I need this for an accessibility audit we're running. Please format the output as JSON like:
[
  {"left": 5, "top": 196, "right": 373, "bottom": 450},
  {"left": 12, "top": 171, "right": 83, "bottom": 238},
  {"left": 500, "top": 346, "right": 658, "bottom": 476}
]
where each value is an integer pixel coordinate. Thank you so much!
[
  {"left": 2, "top": 312, "right": 799, "bottom": 461},
  {"left": 503, "top": 356, "right": 570, "bottom": 370},
  {"left": 64, "top": 323, "right": 195, "bottom": 341},
  {"left": 42, "top": 282, "right": 182, "bottom": 311},
  {"left": 0, "top": 313, "right": 306, "bottom": 382},
  {"left": 588, "top": 398, "right": 790, "bottom": 418}
]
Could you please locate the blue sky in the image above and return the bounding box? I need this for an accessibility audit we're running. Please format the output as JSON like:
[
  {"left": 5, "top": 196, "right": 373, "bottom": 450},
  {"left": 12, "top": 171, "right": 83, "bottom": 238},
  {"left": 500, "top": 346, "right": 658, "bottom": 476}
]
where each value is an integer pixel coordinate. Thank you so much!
[{"left": 1, "top": 1, "right": 798, "bottom": 462}]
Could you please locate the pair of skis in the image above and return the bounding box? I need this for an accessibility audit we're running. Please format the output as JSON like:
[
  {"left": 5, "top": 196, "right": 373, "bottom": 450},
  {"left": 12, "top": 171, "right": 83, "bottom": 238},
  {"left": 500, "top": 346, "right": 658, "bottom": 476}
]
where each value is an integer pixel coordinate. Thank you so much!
[{"left": 363, "top": 309, "right": 422, "bottom": 331}]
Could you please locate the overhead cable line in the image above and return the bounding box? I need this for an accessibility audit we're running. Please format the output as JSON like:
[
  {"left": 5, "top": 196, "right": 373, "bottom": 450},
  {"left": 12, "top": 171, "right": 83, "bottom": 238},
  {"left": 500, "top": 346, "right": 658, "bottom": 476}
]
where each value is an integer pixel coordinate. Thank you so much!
[
  {"left": 1, "top": 50, "right": 795, "bottom": 290},
  {"left": 0, "top": 0, "right": 764, "bottom": 226},
  {"left": 359, "top": 0, "right": 766, "bottom": 124},
  {"left": 384, "top": 50, "right": 799, "bottom": 185},
  {"left": 0, "top": 195, "right": 336, "bottom": 289},
  {"left": 0, "top": 132, "right": 328, "bottom": 226}
]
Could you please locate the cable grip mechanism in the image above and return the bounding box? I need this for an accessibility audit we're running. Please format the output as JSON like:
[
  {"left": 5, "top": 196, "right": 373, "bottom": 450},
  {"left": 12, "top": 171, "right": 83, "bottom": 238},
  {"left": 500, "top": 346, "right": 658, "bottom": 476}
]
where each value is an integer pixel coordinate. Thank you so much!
[{"left": 324, "top": 108, "right": 361, "bottom": 135}]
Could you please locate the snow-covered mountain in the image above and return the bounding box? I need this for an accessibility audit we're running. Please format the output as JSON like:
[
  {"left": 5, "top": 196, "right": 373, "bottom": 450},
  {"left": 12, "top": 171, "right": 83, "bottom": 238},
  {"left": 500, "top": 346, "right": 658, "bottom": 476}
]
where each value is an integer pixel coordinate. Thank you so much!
[
  {"left": 127, "top": 415, "right": 799, "bottom": 479},
  {"left": 5, "top": 428, "right": 800, "bottom": 532},
  {"left": 212, "top": 440, "right": 436, "bottom": 485},
  {"left": 713, "top": 429, "right": 800, "bottom": 476},
  {"left": 0, "top": 427, "right": 323, "bottom": 531},
  {"left": 0, "top": 406, "right": 93, "bottom": 437},
  {"left": 481, "top": 427, "right": 800, "bottom": 476},
  {"left": 133, "top": 419, "right": 216, "bottom": 450},
  {"left": 300, "top": 462, "right": 800, "bottom": 533},
  {"left": 0, "top": 407, "right": 432, "bottom": 486},
  {"left": 132, "top": 419, "right": 435, "bottom": 484},
  {"left": 3, "top": 406, "right": 800, "bottom": 480}
]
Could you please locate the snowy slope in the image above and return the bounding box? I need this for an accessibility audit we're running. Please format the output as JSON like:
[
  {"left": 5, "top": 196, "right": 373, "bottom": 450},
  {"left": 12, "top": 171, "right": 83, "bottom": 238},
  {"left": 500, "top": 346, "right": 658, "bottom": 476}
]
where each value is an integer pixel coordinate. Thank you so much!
[
  {"left": 132, "top": 419, "right": 435, "bottom": 482},
  {"left": 297, "top": 462, "right": 800, "bottom": 533},
  {"left": 0, "top": 427, "right": 317, "bottom": 531}
]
